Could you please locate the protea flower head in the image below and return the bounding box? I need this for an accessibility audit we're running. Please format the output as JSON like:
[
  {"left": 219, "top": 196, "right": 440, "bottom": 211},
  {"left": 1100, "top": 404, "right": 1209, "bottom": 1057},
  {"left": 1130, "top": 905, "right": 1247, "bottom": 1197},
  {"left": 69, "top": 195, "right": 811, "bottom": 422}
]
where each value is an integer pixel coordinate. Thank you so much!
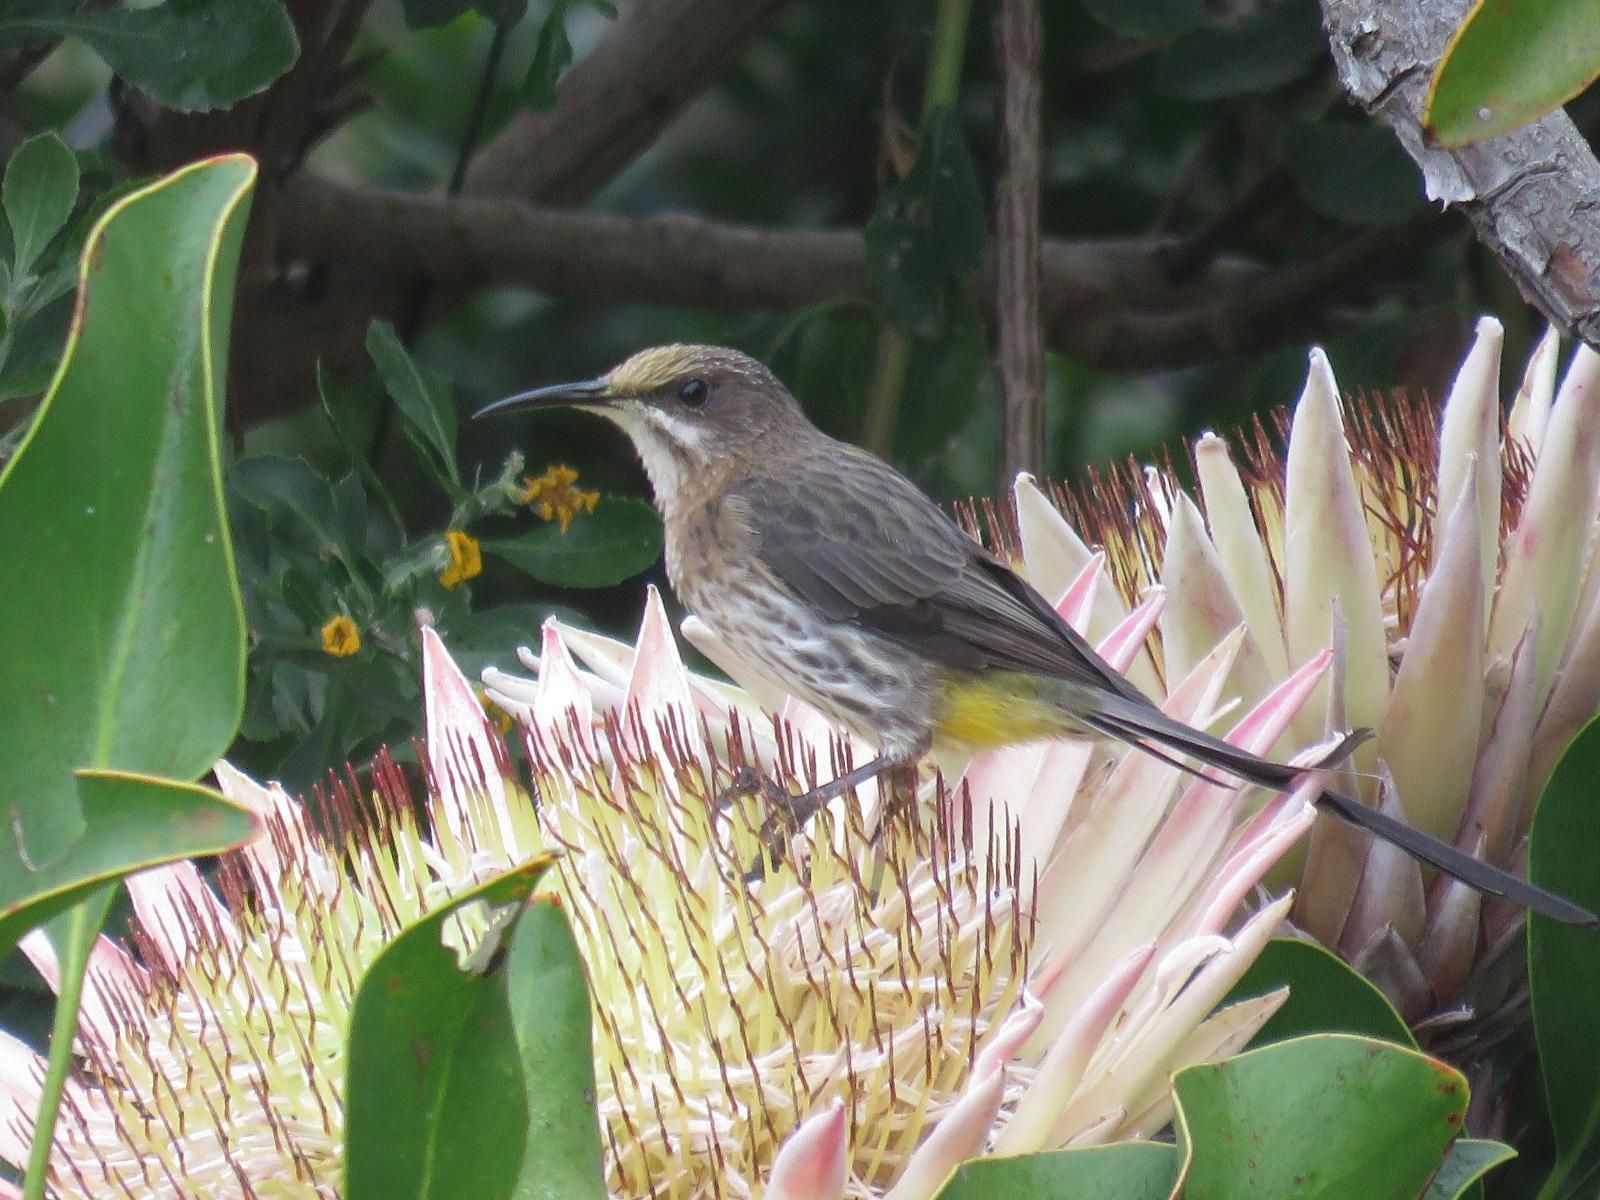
[
  {"left": 0, "top": 580, "right": 1331, "bottom": 1196},
  {"left": 1014, "top": 318, "right": 1600, "bottom": 1023}
]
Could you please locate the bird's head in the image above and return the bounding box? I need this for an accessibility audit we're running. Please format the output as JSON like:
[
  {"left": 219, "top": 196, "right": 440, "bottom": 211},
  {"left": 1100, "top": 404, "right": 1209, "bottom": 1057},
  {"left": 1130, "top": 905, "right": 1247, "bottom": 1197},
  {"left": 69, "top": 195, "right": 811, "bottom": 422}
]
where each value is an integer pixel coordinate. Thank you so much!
[{"left": 476, "top": 345, "right": 806, "bottom": 496}]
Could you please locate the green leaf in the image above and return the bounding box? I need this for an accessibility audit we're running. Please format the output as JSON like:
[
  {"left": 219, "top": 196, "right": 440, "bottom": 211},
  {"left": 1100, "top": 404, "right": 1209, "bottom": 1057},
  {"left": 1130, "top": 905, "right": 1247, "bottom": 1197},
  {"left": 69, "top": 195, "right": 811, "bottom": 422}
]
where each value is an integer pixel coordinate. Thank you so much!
[
  {"left": 2, "top": 132, "right": 79, "bottom": 281},
  {"left": 366, "top": 319, "right": 461, "bottom": 487},
  {"left": 0, "top": 154, "right": 255, "bottom": 867},
  {"left": 523, "top": 1, "right": 575, "bottom": 110},
  {"left": 1172, "top": 1034, "right": 1469, "bottom": 1200},
  {"left": 1422, "top": 1139, "right": 1516, "bottom": 1200},
  {"left": 0, "top": 290, "right": 72, "bottom": 401},
  {"left": 1280, "top": 121, "right": 1425, "bottom": 226},
  {"left": 0, "top": 771, "right": 258, "bottom": 958},
  {"left": 1427, "top": 0, "right": 1600, "bottom": 147},
  {"left": 893, "top": 291, "right": 989, "bottom": 467},
  {"left": 936, "top": 1142, "right": 1181, "bottom": 1199},
  {"left": 0, "top": 0, "right": 299, "bottom": 112},
  {"left": 230, "top": 454, "right": 365, "bottom": 582},
  {"left": 1529, "top": 715, "right": 1600, "bottom": 1169},
  {"left": 1225, "top": 938, "right": 1416, "bottom": 1048},
  {"left": 345, "top": 857, "right": 607, "bottom": 1200},
  {"left": 1155, "top": 1, "right": 1326, "bottom": 99},
  {"left": 25, "top": 884, "right": 118, "bottom": 1200},
  {"left": 503, "top": 892, "right": 606, "bottom": 1198},
  {"left": 484, "top": 495, "right": 663, "bottom": 588},
  {"left": 1079, "top": 0, "right": 1209, "bottom": 39},
  {"left": 316, "top": 361, "right": 404, "bottom": 533},
  {"left": 864, "top": 106, "right": 986, "bottom": 337}
]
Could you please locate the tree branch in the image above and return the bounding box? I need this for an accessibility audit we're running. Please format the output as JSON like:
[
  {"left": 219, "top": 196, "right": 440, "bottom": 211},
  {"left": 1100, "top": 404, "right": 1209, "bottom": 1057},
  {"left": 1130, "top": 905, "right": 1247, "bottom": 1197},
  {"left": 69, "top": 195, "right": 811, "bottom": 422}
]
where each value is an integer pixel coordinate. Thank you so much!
[
  {"left": 991, "top": 0, "right": 1044, "bottom": 485},
  {"left": 463, "top": 0, "right": 795, "bottom": 203},
  {"left": 1321, "top": 0, "right": 1600, "bottom": 344},
  {"left": 279, "top": 173, "right": 1439, "bottom": 371},
  {"left": 222, "top": 0, "right": 795, "bottom": 422}
]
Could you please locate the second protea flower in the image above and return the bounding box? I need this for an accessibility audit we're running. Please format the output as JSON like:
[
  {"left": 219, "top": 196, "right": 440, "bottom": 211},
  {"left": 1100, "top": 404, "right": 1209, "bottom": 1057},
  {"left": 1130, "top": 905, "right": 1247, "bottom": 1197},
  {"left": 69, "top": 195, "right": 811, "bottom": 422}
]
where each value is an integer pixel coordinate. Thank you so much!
[{"left": 1015, "top": 318, "right": 1600, "bottom": 1021}]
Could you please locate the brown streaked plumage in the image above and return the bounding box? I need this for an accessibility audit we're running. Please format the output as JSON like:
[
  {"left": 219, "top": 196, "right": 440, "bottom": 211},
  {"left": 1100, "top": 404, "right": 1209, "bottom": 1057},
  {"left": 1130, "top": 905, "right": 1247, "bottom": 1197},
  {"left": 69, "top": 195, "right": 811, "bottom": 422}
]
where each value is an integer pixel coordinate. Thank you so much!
[{"left": 476, "top": 344, "right": 1597, "bottom": 926}]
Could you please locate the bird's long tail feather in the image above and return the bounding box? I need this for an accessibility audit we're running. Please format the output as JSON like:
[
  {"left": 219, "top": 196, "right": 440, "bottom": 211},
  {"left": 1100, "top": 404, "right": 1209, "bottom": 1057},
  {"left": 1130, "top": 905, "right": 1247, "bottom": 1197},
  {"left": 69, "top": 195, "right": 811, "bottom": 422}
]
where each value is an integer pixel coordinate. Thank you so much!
[{"left": 1081, "top": 696, "right": 1597, "bottom": 928}]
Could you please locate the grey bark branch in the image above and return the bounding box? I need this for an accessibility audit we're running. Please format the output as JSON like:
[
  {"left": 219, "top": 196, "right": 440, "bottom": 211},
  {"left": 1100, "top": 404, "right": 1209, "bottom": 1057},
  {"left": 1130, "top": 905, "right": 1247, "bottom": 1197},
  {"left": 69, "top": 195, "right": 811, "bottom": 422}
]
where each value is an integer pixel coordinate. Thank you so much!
[
  {"left": 279, "top": 173, "right": 1435, "bottom": 371},
  {"left": 1321, "top": 0, "right": 1600, "bottom": 345},
  {"left": 991, "top": 0, "right": 1044, "bottom": 487}
]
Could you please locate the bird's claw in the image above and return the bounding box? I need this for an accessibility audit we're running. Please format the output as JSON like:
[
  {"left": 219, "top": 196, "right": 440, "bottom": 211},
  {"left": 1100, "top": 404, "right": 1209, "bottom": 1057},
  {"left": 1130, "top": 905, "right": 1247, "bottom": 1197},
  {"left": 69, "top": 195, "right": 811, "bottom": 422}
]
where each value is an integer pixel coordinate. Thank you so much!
[{"left": 718, "top": 765, "right": 825, "bottom": 883}]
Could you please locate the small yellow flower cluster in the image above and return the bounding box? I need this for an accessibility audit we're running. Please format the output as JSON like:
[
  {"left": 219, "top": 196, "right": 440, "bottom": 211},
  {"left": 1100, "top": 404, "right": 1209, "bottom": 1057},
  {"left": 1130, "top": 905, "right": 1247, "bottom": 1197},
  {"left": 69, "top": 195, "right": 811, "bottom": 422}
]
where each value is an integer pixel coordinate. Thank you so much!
[
  {"left": 438, "top": 529, "right": 482, "bottom": 589},
  {"left": 521, "top": 463, "right": 599, "bottom": 533},
  {"left": 320, "top": 614, "right": 361, "bottom": 657}
]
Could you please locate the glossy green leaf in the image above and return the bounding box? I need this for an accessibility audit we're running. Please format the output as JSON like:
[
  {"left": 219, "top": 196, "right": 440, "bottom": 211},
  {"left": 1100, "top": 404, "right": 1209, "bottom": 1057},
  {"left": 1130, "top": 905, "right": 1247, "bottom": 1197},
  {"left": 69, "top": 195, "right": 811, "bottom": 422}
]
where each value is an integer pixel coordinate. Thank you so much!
[
  {"left": 1280, "top": 121, "right": 1425, "bottom": 225},
  {"left": 346, "top": 855, "right": 606, "bottom": 1200},
  {"left": 1225, "top": 937, "right": 1415, "bottom": 1048},
  {"left": 1173, "top": 1034, "right": 1468, "bottom": 1200},
  {"left": 366, "top": 319, "right": 461, "bottom": 487},
  {"left": 1529, "top": 715, "right": 1600, "bottom": 1171},
  {"left": 1422, "top": 1139, "right": 1516, "bottom": 1200},
  {"left": 1155, "top": 2, "right": 1325, "bottom": 99},
  {"left": 503, "top": 892, "right": 607, "bottom": 1198},
  {"left": 484, "top": 495, "right": 663, "bottom": 588},
  {"left": 936, "top": 1142, "right": 1181, "bottom": 1199},
  {"left": 864, "top": 106, "right": 985, "bottom": 337},
  {"left": 0, "top": 154, "right": 255, "bottom": 867},
  {"left": 0, "top": 771, "right": 259, "bottom": 958},
  {"left": 1427, "top": 0, "right": 1600, "bottom": 147},
  {"left": 1079, "top": 0, "right": 1208, "bottom": 38},
  {"left": 524, "top": 0, "right": 575, "bottom": 110},
  {"left": 2, "top": 131, "right": 78, "bottom": 281},
  {"left": 0, "top": 0, "right": 298, "bottom": 112}
]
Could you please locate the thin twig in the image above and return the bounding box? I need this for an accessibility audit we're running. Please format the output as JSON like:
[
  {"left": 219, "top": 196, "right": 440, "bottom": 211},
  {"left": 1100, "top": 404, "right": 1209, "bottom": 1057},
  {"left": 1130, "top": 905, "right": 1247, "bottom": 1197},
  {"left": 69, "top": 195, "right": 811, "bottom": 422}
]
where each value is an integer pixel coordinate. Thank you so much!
[{"left": 991, "top": 0, "right": 1043, "bottom": 486}]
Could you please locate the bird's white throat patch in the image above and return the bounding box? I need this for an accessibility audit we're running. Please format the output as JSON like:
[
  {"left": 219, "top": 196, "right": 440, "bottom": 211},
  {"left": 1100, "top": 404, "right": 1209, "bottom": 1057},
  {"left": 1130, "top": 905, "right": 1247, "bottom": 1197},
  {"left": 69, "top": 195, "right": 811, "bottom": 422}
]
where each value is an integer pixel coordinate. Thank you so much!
[{"left": 604, "top": 403, "right": 710, "bottom": 502}]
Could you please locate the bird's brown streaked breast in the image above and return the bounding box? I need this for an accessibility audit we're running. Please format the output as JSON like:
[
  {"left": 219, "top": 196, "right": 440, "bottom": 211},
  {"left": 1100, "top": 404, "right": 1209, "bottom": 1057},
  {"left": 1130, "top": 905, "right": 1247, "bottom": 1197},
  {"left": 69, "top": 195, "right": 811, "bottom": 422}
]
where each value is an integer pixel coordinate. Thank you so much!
[{"left": 669, "top": 485, "right": 939, "bottom": 760}]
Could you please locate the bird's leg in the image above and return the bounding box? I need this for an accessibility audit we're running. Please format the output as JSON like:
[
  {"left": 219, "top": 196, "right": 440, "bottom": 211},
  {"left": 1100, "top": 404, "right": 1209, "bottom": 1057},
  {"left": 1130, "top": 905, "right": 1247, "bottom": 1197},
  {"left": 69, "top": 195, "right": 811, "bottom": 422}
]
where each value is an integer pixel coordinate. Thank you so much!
[
  {"left": 716, "top": 764, "right": 794, "bottom": 815},
  {"left": 726, "top": 753, "right": 898, "bottom": 882}
]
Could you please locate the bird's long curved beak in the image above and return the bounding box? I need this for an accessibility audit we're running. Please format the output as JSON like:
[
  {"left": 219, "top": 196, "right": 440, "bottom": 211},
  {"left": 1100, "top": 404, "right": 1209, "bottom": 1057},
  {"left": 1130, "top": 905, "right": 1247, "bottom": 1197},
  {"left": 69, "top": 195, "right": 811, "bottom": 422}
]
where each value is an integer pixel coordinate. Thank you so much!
[{"left": 473, "top": 377, "right": 612, "bottom": 419}]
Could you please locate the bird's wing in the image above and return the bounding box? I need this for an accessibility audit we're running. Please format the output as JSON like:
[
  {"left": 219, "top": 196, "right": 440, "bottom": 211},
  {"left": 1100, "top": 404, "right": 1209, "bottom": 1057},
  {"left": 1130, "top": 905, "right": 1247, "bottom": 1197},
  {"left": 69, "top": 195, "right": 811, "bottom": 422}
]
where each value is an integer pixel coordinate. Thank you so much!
[{"left": 726, "top": 445, "right": 1149, "bottom": 704}]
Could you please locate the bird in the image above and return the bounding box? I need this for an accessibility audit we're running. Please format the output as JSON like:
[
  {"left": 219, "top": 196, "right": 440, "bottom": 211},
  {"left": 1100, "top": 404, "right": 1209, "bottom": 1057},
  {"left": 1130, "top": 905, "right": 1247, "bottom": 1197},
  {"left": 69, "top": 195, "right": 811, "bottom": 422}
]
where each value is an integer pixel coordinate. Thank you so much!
[{"left": 476, "top": 344, "right": 1597, "bottom": 927}]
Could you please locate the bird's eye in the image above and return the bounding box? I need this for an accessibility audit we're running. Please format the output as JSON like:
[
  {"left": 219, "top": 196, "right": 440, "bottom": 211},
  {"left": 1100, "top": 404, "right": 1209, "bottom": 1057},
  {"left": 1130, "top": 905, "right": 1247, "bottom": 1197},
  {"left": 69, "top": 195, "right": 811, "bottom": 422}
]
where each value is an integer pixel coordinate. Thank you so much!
[{"left": 678, "top": 377, "right": 709, "bottom": 407}]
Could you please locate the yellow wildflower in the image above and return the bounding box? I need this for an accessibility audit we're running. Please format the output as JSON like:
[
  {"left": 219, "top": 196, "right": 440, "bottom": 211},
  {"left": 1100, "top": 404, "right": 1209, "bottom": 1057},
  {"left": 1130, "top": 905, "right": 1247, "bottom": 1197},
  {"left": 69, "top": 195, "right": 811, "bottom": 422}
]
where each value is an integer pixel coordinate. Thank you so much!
[
  {"left": 521, "top": 463, "right": 600, "bottom": 533},
  {"left": 320, "top": 615, "right": 361, "bottom": 657},
  {"left": 439, "top": 529, "right": 482, "bottom": 589}
]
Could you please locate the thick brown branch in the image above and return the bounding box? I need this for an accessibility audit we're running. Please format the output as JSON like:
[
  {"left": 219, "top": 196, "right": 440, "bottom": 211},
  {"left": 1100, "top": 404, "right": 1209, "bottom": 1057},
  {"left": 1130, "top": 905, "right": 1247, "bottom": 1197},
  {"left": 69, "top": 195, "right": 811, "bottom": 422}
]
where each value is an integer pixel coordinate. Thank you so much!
[
  {"left": 991, "top": 0, "right": 1044, "bottom": 485},
  {"left": 227, "top": 0, "right": 794, "bottom": 422},
  {"left": 279, "top": 173, "right": 1436, "bottom": 371},
  {"left": 1321, "top": 0, "right": 1600, "bottom": 344},
  {"left": 463, "top": 0, "right": 795, "bottom": 203}
]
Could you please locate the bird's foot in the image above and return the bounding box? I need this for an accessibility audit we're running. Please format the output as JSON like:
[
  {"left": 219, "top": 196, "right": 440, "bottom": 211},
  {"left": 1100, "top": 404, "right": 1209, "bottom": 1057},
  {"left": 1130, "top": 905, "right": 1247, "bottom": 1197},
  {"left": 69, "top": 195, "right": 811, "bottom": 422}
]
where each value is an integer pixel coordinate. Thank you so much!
[{"left": 716, "top": 765, "right": 826, "bottom": 883}]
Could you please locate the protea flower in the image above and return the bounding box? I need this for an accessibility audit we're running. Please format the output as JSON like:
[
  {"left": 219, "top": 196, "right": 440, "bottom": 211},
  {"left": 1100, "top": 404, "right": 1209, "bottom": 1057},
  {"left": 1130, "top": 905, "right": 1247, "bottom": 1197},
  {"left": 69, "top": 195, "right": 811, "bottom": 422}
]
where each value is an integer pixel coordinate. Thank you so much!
[
  {"left": 1006, "top": 318, "right": 1600, "bottom": 1025},
  {"left": 0, "top": 583, "right": 1330, "bottom": 1196}
]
